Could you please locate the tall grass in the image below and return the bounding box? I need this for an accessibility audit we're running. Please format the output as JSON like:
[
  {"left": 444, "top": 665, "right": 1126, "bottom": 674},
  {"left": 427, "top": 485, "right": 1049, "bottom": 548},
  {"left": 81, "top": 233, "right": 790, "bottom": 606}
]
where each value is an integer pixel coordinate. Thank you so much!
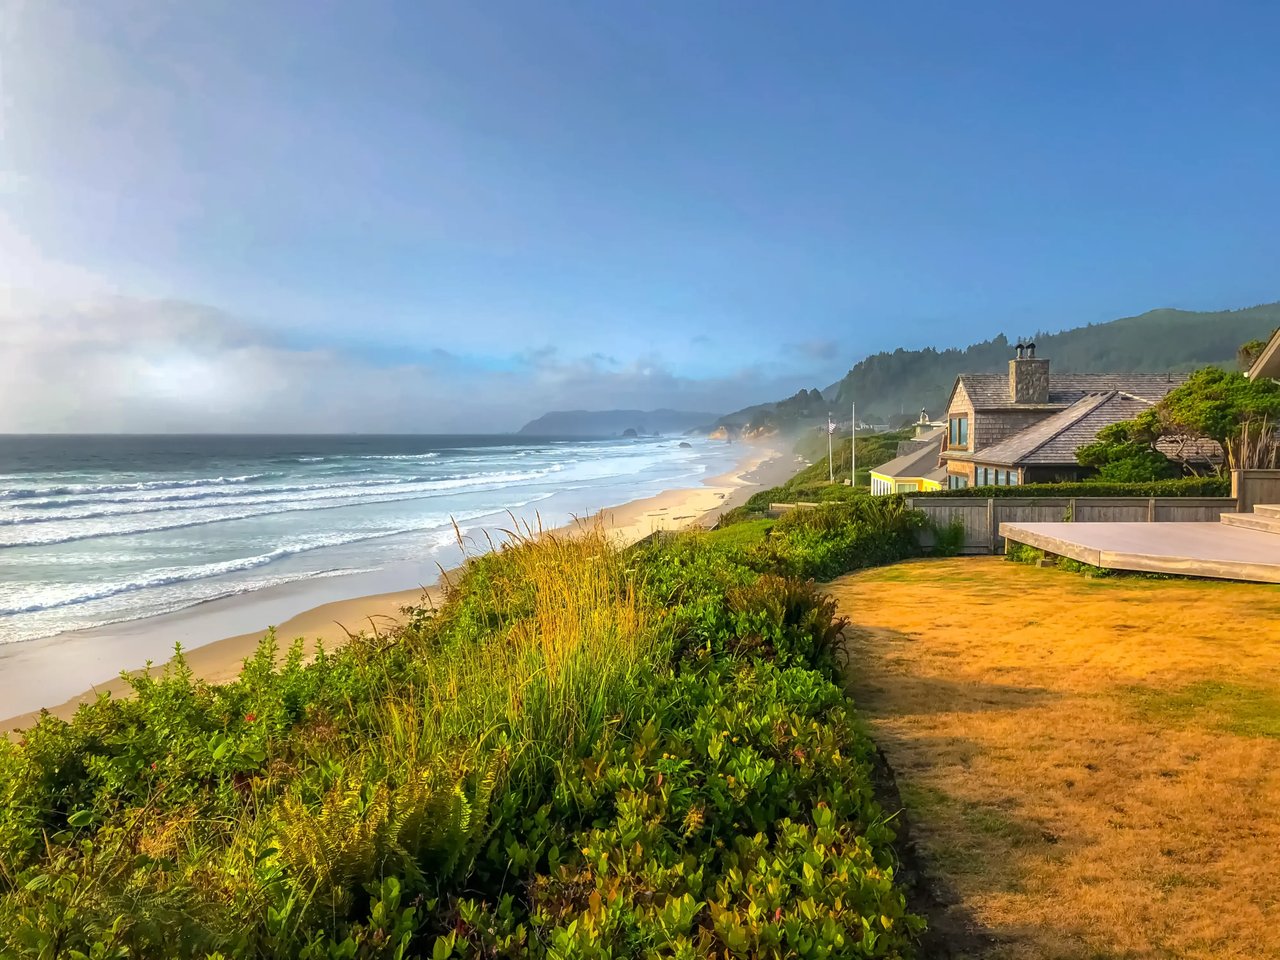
[{"left": 392, "top": 518, "right": 663, "bottom": 783}]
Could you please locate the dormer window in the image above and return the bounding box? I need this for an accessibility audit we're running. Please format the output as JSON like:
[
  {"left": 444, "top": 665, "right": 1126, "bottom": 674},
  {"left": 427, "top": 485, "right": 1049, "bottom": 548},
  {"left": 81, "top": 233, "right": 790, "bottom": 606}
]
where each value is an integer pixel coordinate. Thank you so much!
[{"left": 948, "top": 415, "right": 969, "bottom": 449}]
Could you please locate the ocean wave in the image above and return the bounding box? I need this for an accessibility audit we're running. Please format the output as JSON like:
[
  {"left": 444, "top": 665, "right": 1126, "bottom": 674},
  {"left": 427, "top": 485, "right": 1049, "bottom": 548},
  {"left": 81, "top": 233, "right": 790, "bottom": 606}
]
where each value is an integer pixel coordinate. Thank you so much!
[
  {"left": 0, "top": 474, "right": 270, "bottom": 501},
  {"left": 0, "top": 565, "right": 379, "bottom": 646},
  {"left": 0, "top": 550, "right": 300, "bottom": 616},
  {"left": 0, "top": 467, "right": 564, "bottom": 524},
  {"left": 0, "top": 469, "right": 565, "bottom": 548},
  {"left": 0, "top": 502, "right": 537, "bottom": 618},
  {"left": 356, "top": 452, "right": 441, "bottom": 460}
]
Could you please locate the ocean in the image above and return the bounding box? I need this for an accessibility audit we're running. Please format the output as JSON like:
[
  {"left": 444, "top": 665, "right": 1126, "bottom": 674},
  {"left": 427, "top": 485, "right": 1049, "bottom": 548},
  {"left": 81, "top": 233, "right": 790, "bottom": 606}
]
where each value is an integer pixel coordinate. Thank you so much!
[{"left": 0, "top": 434, "right": 739, "bottom": 646}]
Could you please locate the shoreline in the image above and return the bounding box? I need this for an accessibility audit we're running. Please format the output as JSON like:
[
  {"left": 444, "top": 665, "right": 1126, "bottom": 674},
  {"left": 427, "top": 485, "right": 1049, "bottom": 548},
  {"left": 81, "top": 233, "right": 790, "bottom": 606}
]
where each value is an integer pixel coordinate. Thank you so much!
[{"left": 2, "top": 442, "right": 795, "bottom": 730}]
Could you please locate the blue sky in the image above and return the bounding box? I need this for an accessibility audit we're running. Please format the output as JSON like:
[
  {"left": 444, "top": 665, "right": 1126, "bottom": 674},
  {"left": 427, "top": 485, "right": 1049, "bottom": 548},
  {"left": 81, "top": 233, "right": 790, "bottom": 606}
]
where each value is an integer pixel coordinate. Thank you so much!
[{"left": 2, "top": 1, "right": 1278, "bottom": 431}]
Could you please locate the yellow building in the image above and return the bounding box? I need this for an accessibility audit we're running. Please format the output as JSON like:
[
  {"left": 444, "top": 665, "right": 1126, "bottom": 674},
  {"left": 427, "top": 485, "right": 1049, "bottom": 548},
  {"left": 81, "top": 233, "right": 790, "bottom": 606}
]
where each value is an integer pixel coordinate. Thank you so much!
[{"left": 869, "top": 429, "right": 946, "bottom": 495}]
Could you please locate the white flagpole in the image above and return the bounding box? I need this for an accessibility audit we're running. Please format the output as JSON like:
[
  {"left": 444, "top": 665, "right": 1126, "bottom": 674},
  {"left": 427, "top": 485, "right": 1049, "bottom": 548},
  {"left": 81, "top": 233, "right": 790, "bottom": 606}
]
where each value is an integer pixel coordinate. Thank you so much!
[
  {"left": 851, "top": 401, "right": 856, "bottom": 486},
  {"left": 827, "top": 413, "right": 834, "bottom": 483}
]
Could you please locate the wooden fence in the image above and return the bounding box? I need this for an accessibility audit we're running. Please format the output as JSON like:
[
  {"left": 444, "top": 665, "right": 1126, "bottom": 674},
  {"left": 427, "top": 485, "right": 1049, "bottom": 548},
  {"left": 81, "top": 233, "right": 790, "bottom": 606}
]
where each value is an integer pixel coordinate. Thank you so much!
[
  {"left": 1233, "top": 469, "right": 1280, "bottom": 514},
  {"left": 903, "top": 496, "right": 1237, "bottom": 554}
]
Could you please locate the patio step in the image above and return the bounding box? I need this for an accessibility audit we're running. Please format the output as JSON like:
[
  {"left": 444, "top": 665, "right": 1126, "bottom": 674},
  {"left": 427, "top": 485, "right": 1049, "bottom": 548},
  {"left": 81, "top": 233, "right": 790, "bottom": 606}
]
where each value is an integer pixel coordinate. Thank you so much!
[
  {"left": 1253, "top": 504, "right": 1280, "bottom": 519},
  {"left": 1220, "top": 512, "right": 1280, "bottom": 535}
]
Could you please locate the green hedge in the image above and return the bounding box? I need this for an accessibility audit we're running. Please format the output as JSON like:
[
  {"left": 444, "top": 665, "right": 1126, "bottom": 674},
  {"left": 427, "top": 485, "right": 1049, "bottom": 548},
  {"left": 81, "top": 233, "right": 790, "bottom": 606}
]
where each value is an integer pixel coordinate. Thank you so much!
[{"left": 915, "top": 476, "right": 1231, "bottom": 498}]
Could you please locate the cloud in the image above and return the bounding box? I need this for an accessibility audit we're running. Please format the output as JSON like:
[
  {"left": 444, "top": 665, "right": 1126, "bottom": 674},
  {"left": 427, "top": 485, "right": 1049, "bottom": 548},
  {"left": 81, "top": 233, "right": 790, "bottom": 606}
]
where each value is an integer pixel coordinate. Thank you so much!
[
  {"left": 0, "top": 296, "right": 822, "bottom": 432},
  {"left": 0, "top": 213, "right": 116, "bottom": 300}
]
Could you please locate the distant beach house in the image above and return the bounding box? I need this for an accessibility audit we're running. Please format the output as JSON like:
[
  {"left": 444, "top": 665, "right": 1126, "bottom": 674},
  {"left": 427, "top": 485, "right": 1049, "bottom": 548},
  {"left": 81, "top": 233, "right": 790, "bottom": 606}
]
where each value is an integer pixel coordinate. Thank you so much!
[
  {"left": 1247, "top": 327, "right": 1280, "bottom": 380},
  {"left": 939, "top": 346, "right": 1188, "bottom": 488},
  {"left": 869, "top": 427, "right": 947, "bottom": 494}
]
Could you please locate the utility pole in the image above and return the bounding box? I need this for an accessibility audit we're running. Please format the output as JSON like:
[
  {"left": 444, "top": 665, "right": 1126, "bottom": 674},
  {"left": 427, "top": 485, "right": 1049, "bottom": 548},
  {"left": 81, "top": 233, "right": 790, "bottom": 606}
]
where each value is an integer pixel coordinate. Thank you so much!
[
  {"left": 827, "top": 412, "right": 834, "bottom": 483},
  {"left": 851, "top": 401, "right": 857, "bottom": 487}
]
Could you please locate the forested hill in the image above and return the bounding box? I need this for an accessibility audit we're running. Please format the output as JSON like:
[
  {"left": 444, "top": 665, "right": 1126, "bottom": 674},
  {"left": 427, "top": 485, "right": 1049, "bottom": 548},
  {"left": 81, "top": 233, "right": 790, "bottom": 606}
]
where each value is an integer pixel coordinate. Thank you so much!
[{"left": 831, "top": 303, "right": 1280, "bottom": 424}]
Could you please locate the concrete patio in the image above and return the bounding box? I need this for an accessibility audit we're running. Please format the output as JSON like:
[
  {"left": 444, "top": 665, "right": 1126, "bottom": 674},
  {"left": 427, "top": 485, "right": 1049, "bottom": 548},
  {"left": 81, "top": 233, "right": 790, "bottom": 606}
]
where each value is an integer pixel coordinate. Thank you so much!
[{"left": 1000, "top": 520, "right": 1280, "bottom": 583}]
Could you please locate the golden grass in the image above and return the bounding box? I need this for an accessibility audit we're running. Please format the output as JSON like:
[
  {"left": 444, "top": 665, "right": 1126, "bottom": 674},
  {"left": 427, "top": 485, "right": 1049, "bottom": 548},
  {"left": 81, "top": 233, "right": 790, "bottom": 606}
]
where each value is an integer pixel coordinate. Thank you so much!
[
  {"left": 374, "top": 518, "right": 661, "bottom": 781},
  {"left": 828, "top": 557, "right": 1280, "bottom": 960}
]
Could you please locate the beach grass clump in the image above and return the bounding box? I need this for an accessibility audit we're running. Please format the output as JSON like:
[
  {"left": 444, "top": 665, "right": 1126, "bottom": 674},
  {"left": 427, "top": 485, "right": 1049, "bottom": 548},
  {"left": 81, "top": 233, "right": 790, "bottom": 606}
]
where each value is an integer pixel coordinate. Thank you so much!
[{"left": 0, "top": 517, "right": 923, "bottom": 958}]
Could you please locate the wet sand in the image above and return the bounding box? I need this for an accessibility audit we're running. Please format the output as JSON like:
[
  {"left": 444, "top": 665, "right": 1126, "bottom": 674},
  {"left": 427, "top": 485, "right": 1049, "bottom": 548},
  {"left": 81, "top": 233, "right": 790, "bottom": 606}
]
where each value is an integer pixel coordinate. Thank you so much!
[{"left": 2, "top": 443, "right": 796, "bottom": 730}]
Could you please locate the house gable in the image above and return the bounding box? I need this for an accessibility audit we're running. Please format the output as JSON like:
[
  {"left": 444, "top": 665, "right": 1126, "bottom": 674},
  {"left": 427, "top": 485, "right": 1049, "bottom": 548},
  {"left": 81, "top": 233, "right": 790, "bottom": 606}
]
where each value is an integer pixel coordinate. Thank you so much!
[
  {"left": 943, "top": 377, "right": 971, "bottom": 418},
  {"left": 1248, "top": 328, "right": 1280, "bottom": 380}
]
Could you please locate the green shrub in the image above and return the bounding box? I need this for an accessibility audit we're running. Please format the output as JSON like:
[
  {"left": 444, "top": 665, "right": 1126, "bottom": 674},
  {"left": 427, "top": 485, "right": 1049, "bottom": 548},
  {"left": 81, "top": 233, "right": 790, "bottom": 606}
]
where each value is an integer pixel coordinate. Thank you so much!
[
  {"left": 929, "top": 517, "right": 967, "bottom": 557},
  {"left": 743, "top": 499, "right": 925, "bottom": 580},
  {"left": 725, "top": 575, "right": 846, "bottom": 666},
  {"left": 1004, "top": 542, "right": 1046, "bottom": 565},
  {"left": 703, "top": 517, "right": 775, "bottom": 550},
  {"left": 439, "top": 659, "right": 921, "bottom": 959}
]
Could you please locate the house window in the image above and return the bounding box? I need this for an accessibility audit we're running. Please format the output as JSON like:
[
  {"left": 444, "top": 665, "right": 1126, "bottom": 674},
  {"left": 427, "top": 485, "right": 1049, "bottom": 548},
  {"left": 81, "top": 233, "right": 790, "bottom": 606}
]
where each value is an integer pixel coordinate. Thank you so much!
[
  {"left": 1008, "top": 470, "right": 1019, "bottom": 486},
  {"left": 948, "top": 416, "right": 969, "bottom": 449},
  {"left": 948, "top": 474, "right": 969, "bottom": 490},
  {"left": 896, "top": 482, "right": 916, "bottom": 493}
]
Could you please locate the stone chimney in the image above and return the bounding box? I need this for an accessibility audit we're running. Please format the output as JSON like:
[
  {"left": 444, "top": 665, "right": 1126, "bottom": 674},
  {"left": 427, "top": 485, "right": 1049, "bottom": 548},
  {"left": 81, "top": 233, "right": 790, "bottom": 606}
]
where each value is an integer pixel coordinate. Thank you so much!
[{"left": 1009, "top": 342, "right": 1050, "bottom": 404}]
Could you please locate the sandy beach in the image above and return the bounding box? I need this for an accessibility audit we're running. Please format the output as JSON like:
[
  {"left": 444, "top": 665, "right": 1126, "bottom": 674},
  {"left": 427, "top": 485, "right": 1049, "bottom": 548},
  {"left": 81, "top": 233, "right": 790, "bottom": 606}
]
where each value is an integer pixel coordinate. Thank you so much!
[{"left": 2, "top": 442, "right": 795, "bottom": 730}]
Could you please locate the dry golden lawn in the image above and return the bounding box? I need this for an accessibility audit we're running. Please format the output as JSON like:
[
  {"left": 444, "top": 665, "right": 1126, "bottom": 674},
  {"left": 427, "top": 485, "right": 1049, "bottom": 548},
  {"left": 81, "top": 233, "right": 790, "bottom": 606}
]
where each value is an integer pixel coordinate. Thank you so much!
[{"left": 828, "top": 557, "right": 1280, "bottom": 960}]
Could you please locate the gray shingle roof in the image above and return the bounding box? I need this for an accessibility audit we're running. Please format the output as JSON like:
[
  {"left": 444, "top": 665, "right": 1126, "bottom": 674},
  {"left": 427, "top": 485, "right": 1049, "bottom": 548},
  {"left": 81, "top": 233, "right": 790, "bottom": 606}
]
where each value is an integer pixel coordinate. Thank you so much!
[
  {"left": 956, "top": 372, "right": 1186, "bottom": 410},
  {"left": 1154, "top": 435, "right": 1224, "bottom": 464},
  {"left": 894, "top": 427, "right": 945, "bottom": 458},
  {"left": 965, "top": 392, "right": 1156, "bottom": 466},
  {"left": 872, "top": 432, "right": 944, "bottom": 478}
]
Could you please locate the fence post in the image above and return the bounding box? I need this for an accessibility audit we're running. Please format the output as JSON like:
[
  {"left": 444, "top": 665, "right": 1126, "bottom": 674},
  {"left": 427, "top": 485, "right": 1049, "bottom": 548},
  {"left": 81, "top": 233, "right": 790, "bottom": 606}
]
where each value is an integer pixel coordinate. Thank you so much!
[
  {"left": 1068, "top": 498, "right": 1077, "bottom": 522},
  {"left": 1147, "top": 497, "right": 1157, "bottom": 522},
  {"left": 987, "top": 498, "right": 996, "bottom": 554}
]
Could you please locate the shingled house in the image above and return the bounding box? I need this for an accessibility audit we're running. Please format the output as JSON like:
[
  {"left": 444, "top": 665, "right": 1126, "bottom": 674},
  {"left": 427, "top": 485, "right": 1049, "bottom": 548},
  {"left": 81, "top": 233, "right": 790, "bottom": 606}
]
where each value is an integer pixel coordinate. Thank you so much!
[{"left": 940, "top": 345, "right": 1188, "bottom": 488}]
